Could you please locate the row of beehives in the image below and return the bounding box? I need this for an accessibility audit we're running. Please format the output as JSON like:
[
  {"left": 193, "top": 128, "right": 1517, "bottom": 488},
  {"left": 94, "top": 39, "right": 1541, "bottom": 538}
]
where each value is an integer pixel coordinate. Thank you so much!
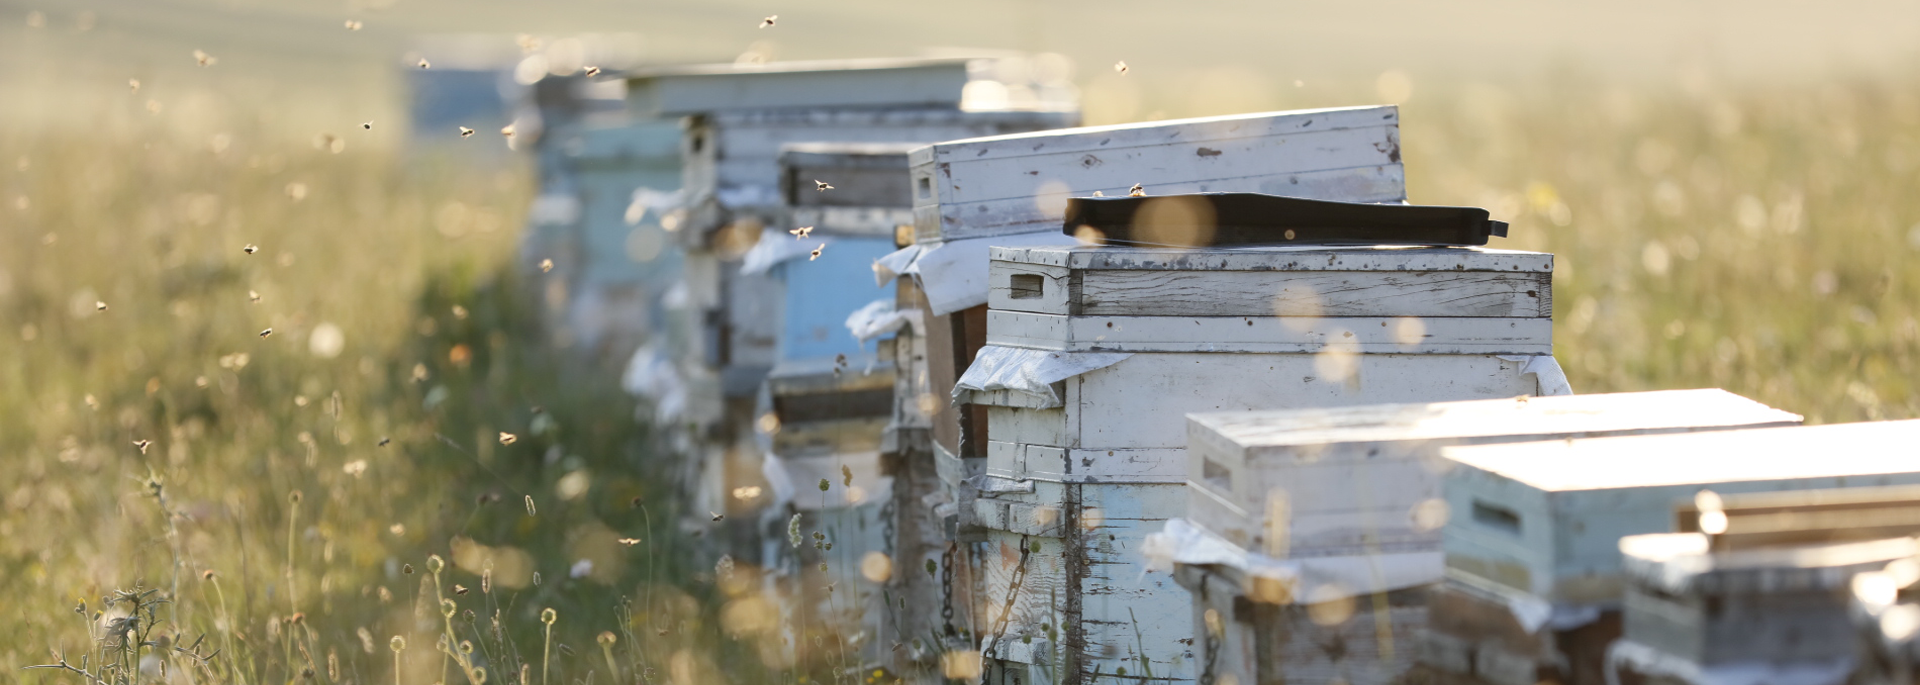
[{"left": 522, "top": 55, "right": 1920, "bottom": 685}]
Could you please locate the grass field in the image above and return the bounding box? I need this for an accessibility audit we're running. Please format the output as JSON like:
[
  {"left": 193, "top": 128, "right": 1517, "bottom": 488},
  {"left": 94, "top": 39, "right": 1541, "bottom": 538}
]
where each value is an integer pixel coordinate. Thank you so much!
[{"left": 5, "top": 3, "right": 1920, "bottom": 684}]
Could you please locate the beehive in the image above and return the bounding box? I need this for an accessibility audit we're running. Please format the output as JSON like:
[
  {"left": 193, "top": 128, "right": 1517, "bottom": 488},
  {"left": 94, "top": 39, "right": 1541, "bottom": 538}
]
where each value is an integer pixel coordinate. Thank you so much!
[
  {"left": 621, "top": 57, "right": 1078, "bottom": 550},
  {"left": 1614, "top": 532, "right": 1911, "bottom": 684},
  {"left": 1164, "top": 390, "right": 1798, "bottom": 685},
  {"left": 1435, "top": 419, "right": 1920, "bottom": 685},
  {"left": 1186, "top": 389, "right": 1801, "bottom": 558},
  {"left": 881, "top": 112, "right": 1414, "bottom": 658},
  {"left": 954, "top": 240, "right": 1563, "bottom": 685}
]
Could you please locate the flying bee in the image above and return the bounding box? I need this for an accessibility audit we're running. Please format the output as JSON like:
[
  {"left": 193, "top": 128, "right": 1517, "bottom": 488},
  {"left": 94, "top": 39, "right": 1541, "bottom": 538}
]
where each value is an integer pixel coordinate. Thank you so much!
[
  {"left": 789, "top": 226, "right": 813, "bottom": 239},
  {"left": 378, "top": 436, "right": 391, "bottom": 447},
  {"left": 539, "top": 258, "right": 554, "bottom": 273},
  {"left": 95, "top": 301, "right": 107, "bottom": 311},
  {"left": 498, "top": 432, "right": 517, "bottom": 445},
  {"left": 194, "top": 49, "right": 216, "bottom": 67},
  {"left": 133, "top": 439, "right": 152, "bottom": 454},
  {"left": 453, "top": 585, "right": 469, "bottom": 595},
  {"left": 259, "top": 327, "right": 273, "bottom": 338},
  {"left": 618, "top": 538, "right": 643, "bottom": 546},
  {"left": 809, "top": 243, "right": 825, "bottom": 261},
  {"left": 243, "top": 243, "right": 258, "bottom": 254},
  {"left": 344, "top": 19, "right": 362, "bottom": 30},
  {"left": 458, "top": 126, "right": 474, "bottom": 138},
  {"left": 1129, "top": 183, "right": 1145, "bottom": 197},
  {"left": 417, "top": 58, "right": 431, "bottom": 69},
  {"left": 584, "top": 66, "right": 601, "bottom": 77},
  {"left": 500, "top": 124, "right": 515, "bottom": 138},
  {"left": 1114, "top": 61, "right": 1128, "bottom": 75},
  {"left": 249, "top": 290, "right": 261, "bottom": 303},
  {"left": 128, "top": 79, "right": 140, "bottom": 92},
  {"left": 814, "top": 179, "right": 833, "bottom": 192},
  {"left": 710, "top": 511, "right": 725, "bottom": 521},
  {"left": 759, "top": 15, "right": 777, "bottom": 28},
  {"left": 362, "top": 121, "right": 372, "bottom": 130}
]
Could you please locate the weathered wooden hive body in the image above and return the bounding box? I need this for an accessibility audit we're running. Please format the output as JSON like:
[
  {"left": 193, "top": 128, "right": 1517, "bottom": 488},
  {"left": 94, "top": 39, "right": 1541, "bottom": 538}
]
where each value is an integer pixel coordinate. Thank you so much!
[
  {"left": 748, "top": 143, "right": 925, "bottom": 670},
  {"left": 618, "top": 58, "right": 1077, "bottom": 548},
  {"left": 953, "top": 241, "right": 1566, "bottom": 685},
  {"left": 1613, "top": 532, "right": 1913, "bottom": 685},
  {"left": 1434, "top": 419, "right": 1920, "bottom": 685},
  {"left": 878, "top": 109, "right": 1412, "bottom": 673},
  {"left": 1163, "top": 390, "right": 1798, "bottom": 685}
]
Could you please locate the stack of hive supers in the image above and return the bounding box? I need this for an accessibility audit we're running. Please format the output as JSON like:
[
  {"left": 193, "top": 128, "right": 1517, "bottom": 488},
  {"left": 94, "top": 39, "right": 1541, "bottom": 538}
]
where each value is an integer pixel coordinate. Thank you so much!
[
  {"left": 748, "top": 142, "right": 921, "bottom": 669},
  {"left": 617, "top": 57, "right": 1077, "bottom": 559},
  {"left": 887, "top": 105, "right": 1420, "bottom": 681},
  {"left": 1433, "top": 419, "right": 1920, "bottom": 685},
  {"left": 1166, "top": 389, "right": 1799, "bottom": 685}
]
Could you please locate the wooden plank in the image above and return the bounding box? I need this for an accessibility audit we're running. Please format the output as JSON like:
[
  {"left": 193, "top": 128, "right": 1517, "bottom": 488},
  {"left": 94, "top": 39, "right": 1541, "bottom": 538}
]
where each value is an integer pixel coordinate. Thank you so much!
[
  {"left": 985, "top": 311, "right": 1553, "bottom": 355},
  {"left": 1076, "top": 270, "right": 1551, "bottom": 318},
  {"left": 995, "top": 245, "right": 1555, "bottom": 274},
  {"left": 625, "top": 57, "right": 974, "bottom": 115},
  {"left": 1068, "top": 353, "right": 1541, "bottom": 450},
  {"left": 923, "top": 165, "right": 1405, "bottom": 242},
  {"left": 1672, "top": 482, "right": 1920, "bottom": 551}
]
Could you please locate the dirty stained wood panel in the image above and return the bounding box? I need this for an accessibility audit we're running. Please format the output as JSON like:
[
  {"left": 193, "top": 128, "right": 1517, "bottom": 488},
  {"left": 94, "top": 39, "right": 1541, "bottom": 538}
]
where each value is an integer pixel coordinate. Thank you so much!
[
  {"left": 1073, "top": 270, "right": 1553, "bottom": 318},
  {"left": 1442, "top": 419, "right": 1920, "bottom": 604},
  {"left": 1061, "top": 354, "right": 1541, "bottom": 450},
  {"left": 928, "top": 125, "right": 1396, "bottom": 205},
  {"left": 984, "top": 311, "right": 1553, "bottom": 354},
  {"left": 995, "top": 245, "right": 1554, "bottom": 274}
]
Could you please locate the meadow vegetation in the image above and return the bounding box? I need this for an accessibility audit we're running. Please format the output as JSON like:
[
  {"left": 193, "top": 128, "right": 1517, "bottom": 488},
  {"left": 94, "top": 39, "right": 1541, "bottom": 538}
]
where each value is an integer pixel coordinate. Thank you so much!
[{"left": 3, "top": 41, "right": 1919, "bottom": 685}]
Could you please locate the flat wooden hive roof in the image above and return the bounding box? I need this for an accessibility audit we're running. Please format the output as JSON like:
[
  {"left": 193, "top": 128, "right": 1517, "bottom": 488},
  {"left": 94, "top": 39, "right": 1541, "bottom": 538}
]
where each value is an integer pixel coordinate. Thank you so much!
[
  {"left": 1191, "top": 389, "right": 1800, "bottom": 449},
  {"left": 1440, "top": 419, "right": 1920, "bottom": 492}
]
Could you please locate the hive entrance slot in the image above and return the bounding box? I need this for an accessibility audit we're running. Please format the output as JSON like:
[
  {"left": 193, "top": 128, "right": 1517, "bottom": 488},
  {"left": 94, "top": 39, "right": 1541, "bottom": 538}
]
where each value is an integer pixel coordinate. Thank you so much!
[
  {"left": 1009, "top": 273, "right": 1044, "bottom": 300},
  {"left": 1472, "top": 500, "right": 1523, "bottom": 535}
]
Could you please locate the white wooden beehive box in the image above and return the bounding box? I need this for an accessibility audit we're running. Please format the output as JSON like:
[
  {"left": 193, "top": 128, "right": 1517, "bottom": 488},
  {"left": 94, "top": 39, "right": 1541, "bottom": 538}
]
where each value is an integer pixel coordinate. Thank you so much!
[
  {"left": 908, "top": 105, "right": 1405, "bottom": 246},
  {"left": 957, "top": 242, "right": 1565, "bottom": 684},
  {"left": 1440, "top": 419, "right": 1920, "bottom": 608},
  {"left": 1185, "top": 389, "right": 1801, "bottom": 558},
  {"left": 1617, "top": 532, "right": 1914, "bottom": 670},
  {"left": 683, "top": 107, "right": 1078, "bottom": 240}
]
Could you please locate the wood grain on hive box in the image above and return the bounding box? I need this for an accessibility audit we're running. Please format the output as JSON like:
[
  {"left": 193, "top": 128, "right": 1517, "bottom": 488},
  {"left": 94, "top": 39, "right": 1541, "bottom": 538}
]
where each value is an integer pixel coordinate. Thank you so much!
[{"left": 1440, "top": 419, "right": 1920, "bottom": 606}]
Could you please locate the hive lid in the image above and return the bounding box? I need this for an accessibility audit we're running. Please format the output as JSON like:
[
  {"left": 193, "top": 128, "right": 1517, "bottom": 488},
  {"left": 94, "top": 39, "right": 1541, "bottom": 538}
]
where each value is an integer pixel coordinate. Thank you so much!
[
  {"left": 1440, "top": 419, "right": 1920, "bottom": 492},
  {"left": 1064, "top": 193, "right": 1509, "bottom": 248}
]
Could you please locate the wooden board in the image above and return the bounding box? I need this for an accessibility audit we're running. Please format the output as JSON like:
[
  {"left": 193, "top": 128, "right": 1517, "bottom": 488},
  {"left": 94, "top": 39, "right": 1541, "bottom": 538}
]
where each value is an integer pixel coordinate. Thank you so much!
[
  {"left": 988, "top": 265, "right": 1550, "bottom": 319},
  {"left": 1441, "top": 419, "right": 1920, "bottom": 604},
  {"left": 995, "top": 245, "right": 1554, "bottom": 274},
  {"left": 909, "top": 107, "right": 1405, "bottom": 243},
  {"left": 984, "top": 311, "right": 1552, "bottom": 354},
  {"left": 625, "top": 57, "right": 974, "bottom": 116}
]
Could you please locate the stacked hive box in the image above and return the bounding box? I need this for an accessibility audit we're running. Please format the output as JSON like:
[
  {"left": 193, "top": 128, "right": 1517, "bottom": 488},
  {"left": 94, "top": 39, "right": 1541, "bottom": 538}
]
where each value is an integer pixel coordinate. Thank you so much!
[
  {"left": 1165, "top": 390, "right": 1800, "bottom": 685},
  {"left": 886, "top": 108, "right": 1412, "bottom": 671},
  {"left": 1615, "top": 532, "right": 1911, "bottom": 685},
  {"left": 532, "top": 120, "right": 685, "bottom": 358},
  {"left": 618, "top": 58, "right": 1077, "bottom": 554},
  {"left": 750, "top": 143, "right": 920, "bottom": 672},
  {"left": 954, "top": 241, "right": 1565, "bottom": 685},
  {"left": 1434, "top": 420, "right": 1920, "bottom": 685}
]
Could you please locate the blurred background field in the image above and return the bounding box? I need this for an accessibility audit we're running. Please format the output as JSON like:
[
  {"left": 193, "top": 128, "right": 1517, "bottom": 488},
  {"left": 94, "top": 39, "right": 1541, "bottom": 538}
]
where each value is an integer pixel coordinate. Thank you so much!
[{"left": 4, "top": 0, "right": 1920, "bottom": 683}]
